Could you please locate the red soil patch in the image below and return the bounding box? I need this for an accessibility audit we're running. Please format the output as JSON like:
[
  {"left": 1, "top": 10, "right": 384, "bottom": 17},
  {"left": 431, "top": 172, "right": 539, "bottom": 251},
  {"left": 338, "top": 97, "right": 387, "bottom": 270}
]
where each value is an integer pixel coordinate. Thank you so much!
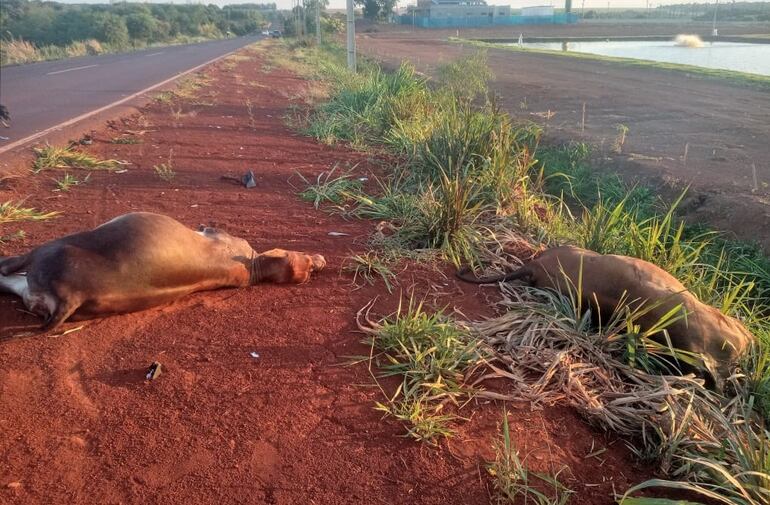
[{"left": 1, "top": 43, "right": 655, "bottom": 504}]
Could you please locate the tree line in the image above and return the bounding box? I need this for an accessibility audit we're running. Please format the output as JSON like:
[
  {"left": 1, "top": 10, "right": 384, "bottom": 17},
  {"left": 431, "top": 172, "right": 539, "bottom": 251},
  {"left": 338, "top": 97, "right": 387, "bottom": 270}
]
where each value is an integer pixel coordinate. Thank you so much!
[{"left": 0, "top": 0, "right": 278, "bottom": 48}]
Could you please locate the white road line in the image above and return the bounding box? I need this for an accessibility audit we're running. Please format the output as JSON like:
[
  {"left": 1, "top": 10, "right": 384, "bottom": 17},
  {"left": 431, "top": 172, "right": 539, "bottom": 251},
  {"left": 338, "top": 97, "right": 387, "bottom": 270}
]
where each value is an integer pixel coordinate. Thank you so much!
[
  {"left": 46, "top": 64, "right": 98, "bottom": 76},
  {"left": 145, "top": 52, "right": 164, "bottom": 57},
  {"left": 0, "top": 44, "right": 250, "bottom": 155}
]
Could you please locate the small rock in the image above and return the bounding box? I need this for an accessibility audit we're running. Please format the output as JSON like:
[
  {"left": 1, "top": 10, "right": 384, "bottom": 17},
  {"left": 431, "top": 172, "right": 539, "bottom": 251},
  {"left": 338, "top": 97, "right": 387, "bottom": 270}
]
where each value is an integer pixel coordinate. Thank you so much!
[
  {"left": 145, "top": 362, "right": 162, "bottom": 380},
  {"left": 242, "top": 170, "right": 257, "bottom": 188},
  {"left": 6, "top": 482, "right": 21, "bottom": 489}
]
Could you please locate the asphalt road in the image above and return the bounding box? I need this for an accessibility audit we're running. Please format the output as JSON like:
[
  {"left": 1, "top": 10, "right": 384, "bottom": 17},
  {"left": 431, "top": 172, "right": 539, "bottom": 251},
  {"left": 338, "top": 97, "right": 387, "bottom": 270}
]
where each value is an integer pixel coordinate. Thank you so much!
[{"left": 0, "top": 35, "right": 262, "bottom": 149}]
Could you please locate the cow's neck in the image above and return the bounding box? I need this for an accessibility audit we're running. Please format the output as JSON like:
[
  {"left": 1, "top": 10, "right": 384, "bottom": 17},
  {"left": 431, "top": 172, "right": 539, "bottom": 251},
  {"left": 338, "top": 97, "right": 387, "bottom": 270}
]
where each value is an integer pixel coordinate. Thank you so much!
[{"left": 249, "top": 254, "right": 264, "bottom": 285}]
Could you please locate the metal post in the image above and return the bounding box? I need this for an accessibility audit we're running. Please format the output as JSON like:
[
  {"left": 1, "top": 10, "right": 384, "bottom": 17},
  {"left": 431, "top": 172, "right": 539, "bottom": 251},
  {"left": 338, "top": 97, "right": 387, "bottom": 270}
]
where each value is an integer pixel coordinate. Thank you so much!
[
  {"left": 346, "top": 0, "right": 356, "bottom": 71},
  {"left": 295, "top": 0, "right": 300, "bottom": 38},
  {"left": 316, "top": 0, "right": 322, "bottom": 45},
  {"left": 712, "top": 0, "right": 719, "bottom": 36}
]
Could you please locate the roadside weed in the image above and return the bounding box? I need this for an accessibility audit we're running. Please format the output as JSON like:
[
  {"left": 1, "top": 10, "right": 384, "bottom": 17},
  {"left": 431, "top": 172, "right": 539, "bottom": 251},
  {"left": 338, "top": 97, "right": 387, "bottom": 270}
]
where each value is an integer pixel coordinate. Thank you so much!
[
  {"left": 154, "top": 163, "right": 175, "bottom": 181},
  {"left": 357, "top": 297, "right": 491, "bottom": 442},
  {"left": 32, "top": 145, "right": 122, "bottom": 172},
  {"left": 0, "top": 201, "right": 60, "bottom": 224},
  {"left": 53, "top": 173, "right": 90, "bottom": 192},
  {"left": 488, "top": 412, "right": 573, "bottom": 505},
  {"left": 111, "top": 136, "right": 141, "bottom": 145},
  {"left": 343, "top": 252, "right": 398, "bottom": 293},
  {"left": 298, "top": 166, "right": 363, "bottom": 209}
]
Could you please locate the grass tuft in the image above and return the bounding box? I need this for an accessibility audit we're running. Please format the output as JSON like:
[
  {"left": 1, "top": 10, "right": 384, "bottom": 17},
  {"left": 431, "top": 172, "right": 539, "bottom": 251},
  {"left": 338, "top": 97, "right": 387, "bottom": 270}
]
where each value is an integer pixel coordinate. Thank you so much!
[
  {"left": 343, "top": 252, "right": 398, "bottom": 293},
  {"left": 357, "top": 297, "right": 492, "bottom": 442},
  {"left": 32, "top": 145, "right": 121, "bottom": 173},
  {"left": 488, "top": 411, "right": 573, "bottom": 505},
  {"left": 111, "top": 136, "right": 142, "bottom": 145},
  {"left": 52, "top": 173, "right": 89, "bottom": 192},
  {"left": 298, "top": 166, "right": 363, "bottom": 209},
  {"left": 0, "top": 201, "right": 59, "bottom": 224}
]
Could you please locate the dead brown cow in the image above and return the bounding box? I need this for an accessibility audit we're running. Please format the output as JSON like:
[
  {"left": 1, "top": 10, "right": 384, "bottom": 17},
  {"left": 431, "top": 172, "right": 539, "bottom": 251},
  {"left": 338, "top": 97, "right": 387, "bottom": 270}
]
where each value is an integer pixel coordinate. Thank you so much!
[
  {"left": 0, "top": 212, "right": 326, "bottom": 331},
  {"left": 458, "top": 245, "right": 754, "bottom": 389}
]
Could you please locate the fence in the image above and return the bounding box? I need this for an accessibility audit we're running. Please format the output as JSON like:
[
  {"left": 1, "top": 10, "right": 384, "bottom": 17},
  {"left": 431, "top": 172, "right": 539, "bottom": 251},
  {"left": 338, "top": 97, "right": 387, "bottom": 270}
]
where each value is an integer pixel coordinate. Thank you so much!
[{"left": 398, "top": 13, "right": 579, "bottom": 28}]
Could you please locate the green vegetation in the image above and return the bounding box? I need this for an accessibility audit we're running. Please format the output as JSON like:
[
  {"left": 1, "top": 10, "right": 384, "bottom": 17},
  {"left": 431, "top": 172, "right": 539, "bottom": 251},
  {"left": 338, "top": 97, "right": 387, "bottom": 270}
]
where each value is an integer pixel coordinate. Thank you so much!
[
  {"left": 298, "top": 166, "right": 363, "bottom": 209},
  {"left": 489, "top": 412, "right": 573, "bottom": 505},
  {"left": 276, "top": 41, "right": 770, "bottom": 504},
  {"left": 153, "top": 163, "right": 175, "bottom": 182},
  {"left": 32, "top": 145, "right": 122, "bottom": 173},
  {"left": 0, "top": 201, "right": 58, "bottom": 246},
  {"left": 111, "top": 136, "right": 142, "bottom": 145},
  {"left": 343, "top": 252, "right": 398, "bottom": 292},
  {"left": 0, "top": 0, "right": 277, "bottom": 65},
  {"left": 355, "top": 0, "right": 397, "bottom": 21},
  {"left": 0, "top": 201, "right": 59, "bottom": 224},
  {"left": 357, "top": 297, "right": 492, "bottom": 442},
  {"left": 53, "top": 173, "right": 89, "bottom": 192},
  {"left": 578, "top": 1, "right": 770, "bottom": 21}
]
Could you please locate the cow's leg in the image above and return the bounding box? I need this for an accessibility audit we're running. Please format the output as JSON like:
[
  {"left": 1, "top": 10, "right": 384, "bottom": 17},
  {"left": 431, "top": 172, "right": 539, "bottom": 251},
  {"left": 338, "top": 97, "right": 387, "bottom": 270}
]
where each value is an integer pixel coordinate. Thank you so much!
[
  {"left": 41, "top": 299, "right": 80, "bottom": 331},
  {"left": 0, "top": 274, "right": 29, "bottom": 298},
  {"left": 0, "top": 254, "right": 30, "bottom": 275},
  {"left": 0, "top": 274, "right": 62, "bottom": 321}
]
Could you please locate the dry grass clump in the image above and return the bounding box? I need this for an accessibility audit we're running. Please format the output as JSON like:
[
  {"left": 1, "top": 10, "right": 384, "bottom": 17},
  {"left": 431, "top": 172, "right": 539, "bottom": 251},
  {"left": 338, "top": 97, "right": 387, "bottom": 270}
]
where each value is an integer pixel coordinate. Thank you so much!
[
  {"left": 1, "top": 37, "right": 105, "bottom": 65},
  {"left": 1, "top": 38, "right": 39, "bottom": 64},
  {"left": 474, "top": 283, "right": 770, "bottom": 505},
  {"left": 32, "top": 145, "right": 123, "bottom": 173},
  {"left": 0, "top": 201, "right": 60, "bottom": 224}
]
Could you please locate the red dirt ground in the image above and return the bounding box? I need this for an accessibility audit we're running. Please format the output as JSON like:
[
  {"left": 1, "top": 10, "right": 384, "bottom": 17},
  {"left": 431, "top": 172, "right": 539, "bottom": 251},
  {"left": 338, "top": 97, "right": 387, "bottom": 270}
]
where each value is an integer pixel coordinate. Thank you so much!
[{"left": 1, "top": 43, "right": 658, "bottom": 504}]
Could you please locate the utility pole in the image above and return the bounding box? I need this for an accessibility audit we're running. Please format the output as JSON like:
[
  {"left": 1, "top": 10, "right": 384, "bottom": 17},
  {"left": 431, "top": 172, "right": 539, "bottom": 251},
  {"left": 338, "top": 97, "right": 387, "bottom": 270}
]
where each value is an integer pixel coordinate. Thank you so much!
[
  {"left": 712, "top": 0, "right": 719, "bottom": 36},
  {"left": 346, "top": 0, "right": 356, "bottom": 71},
  {"left": 316, "top": 0, "right": 322, "bottom": 45},
  {"left": 295, "top": 0, "right": 301, "bottom": 39}
]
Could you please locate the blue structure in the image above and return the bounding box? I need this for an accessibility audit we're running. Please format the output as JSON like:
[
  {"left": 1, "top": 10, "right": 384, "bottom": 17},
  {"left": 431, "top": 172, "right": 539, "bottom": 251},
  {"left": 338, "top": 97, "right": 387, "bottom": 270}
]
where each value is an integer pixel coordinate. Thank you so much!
[
  {"left": 400, "top": 13, "right": 578, "bottom": 28},
  {"left": 399, "top": 1, "right": 577, "bottom": 29}
]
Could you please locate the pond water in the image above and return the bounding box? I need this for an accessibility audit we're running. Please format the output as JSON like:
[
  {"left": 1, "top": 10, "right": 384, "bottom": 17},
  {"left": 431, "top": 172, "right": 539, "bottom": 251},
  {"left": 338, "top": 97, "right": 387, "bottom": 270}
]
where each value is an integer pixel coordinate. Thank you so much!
[{"left": 513, "top": 40, "right": 770, "bottom": 76}]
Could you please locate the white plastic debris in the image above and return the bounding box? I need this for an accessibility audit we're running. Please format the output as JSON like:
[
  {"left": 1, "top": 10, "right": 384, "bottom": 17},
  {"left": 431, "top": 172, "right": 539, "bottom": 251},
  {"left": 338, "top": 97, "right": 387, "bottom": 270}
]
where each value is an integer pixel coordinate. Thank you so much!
[{"left": 328, "top": 232, "right": 349, "bottom": 237}]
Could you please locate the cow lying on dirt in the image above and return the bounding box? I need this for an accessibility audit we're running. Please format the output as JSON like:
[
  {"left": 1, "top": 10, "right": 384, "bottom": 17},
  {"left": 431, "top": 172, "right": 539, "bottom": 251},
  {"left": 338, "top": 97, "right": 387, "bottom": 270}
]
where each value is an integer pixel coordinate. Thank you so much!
[
  {"left": 0, "top": 212, "right": 326, "bottom": 331},
  {"left": 458, "top": 245, "right": 755, "bottom": 389}
]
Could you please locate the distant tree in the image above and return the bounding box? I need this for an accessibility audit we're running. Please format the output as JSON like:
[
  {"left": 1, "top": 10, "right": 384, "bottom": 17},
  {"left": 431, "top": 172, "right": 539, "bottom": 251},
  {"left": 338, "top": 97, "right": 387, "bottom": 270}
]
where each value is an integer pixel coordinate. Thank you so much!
[
  {"left": 355, "top": 0, "right": 396, "bottom": 20},
  {"left": 0, "top": 0, "right": 277, "bottom": 57},
  {"left": 126, "top": 13, "right": 156, "bottom": 41},
  {"left": 94, "top": 14, "right": 130, "bottom": 47}
]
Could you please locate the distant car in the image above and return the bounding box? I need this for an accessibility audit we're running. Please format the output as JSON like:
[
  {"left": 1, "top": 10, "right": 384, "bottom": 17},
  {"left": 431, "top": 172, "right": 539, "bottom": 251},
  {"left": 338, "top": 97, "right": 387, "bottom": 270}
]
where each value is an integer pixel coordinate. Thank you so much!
[
  {"left": 261, "top": 30, "right": 270, "bottom": 36},
  {"left": 270, "top": 30, "right": 281, "bottom": 38}
]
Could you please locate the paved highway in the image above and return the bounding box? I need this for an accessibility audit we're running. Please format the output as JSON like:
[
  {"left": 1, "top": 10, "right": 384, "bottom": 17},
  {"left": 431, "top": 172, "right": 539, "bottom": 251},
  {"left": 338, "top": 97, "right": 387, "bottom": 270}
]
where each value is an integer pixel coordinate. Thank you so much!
[{"left": 0, "top": 35, "right": 262, "bottom": 151}]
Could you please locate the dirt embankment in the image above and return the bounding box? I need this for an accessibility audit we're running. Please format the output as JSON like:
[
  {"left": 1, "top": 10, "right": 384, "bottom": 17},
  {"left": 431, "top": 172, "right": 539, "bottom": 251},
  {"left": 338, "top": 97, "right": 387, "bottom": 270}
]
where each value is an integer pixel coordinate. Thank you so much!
[
  {"left": 356, "top": 24, "right": 770, "bottom": 253},
  {"left": 1, "top": 44, "right": 657, "bottom": 504}
]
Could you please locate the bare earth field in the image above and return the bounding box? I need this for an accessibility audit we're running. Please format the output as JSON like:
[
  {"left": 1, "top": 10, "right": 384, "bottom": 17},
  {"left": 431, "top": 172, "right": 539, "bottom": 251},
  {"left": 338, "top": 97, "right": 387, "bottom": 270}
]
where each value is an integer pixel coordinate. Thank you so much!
[
  {"left": 0, "top": 44, "right": 662, "bottom": 504},
  {"left": 356, "top": 21, "right": 770, "bottom": 251}
]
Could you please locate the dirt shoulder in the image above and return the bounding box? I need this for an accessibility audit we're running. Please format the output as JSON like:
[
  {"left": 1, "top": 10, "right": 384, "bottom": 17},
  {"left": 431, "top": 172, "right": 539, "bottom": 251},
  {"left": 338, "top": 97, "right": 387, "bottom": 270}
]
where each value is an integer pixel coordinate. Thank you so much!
[
  {"left": 357, "top": 26, "right": 770, "bottom": 252},
  {"left": 0, "top": 43, "right": 651, "bottom": 504}
]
